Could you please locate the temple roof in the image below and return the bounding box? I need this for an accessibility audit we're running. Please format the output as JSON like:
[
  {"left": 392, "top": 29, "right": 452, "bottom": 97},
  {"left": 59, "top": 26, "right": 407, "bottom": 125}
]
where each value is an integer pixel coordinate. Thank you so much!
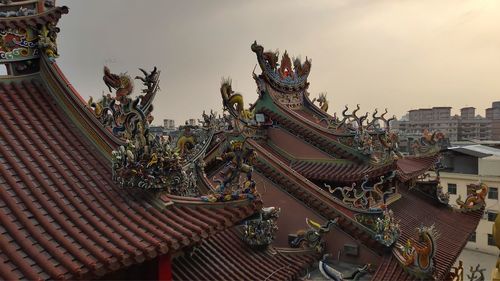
[
  {"left": 173, "top": 227, "right": 317, "bottom": 281},
  {"left": 0, "top": 75, "right": 259, "bottom": 280},
  {"left": 371, "top": 188, "right": 482, "bottom": 281},
  {"left": 0, "top": 6, "right": 68, "bottom": 29}
]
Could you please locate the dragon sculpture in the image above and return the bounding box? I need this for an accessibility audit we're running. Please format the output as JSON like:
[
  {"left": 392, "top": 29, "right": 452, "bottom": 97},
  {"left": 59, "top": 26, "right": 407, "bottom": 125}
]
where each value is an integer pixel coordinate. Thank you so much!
[
  {"left": 251, "top": 41, "right": 311, "bottom": 91},
  {"left": 220, "top": 78, "right": 254, "bottom": 121},
  {"left": 289, "top": 218, "right": 338, "bottom": 253},
  {"left": 312, "top": 93, "right": 329, "bottom": 112},
  {"left": 412, "top": 129, "right": 446, "bottom": 156},
  {"left": 394, "top": 224, "right": 439, "bottom": 279},
  {"left": 456, "top": 182, "right": 488, "bottom": 212},
  {"left": 88, "top": 66, "right": 159, "bottom": 138},
  {"left": 327, "top": 171, "right": 397, "bottom": 213}
]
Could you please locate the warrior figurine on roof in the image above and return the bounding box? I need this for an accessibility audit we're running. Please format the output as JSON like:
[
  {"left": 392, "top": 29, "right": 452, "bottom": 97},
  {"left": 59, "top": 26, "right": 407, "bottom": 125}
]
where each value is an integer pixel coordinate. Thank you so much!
[{"left": 215, "top": 140, "right": 256, "bottom": 193}]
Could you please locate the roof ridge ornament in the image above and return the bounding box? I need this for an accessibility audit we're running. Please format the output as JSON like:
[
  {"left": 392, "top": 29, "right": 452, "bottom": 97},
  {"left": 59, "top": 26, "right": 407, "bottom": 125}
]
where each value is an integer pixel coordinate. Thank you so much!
[{"left": 251, "top": 41, "right": 311, "bottom": 92}]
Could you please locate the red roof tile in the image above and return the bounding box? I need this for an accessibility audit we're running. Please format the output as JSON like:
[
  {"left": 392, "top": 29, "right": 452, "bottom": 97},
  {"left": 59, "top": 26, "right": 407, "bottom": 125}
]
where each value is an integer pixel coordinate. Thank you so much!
[
  {"left": 173, "top": 227, "right": 317, "bottom": 281},
  {"left": 291, "top": 159, "right": 395, "bottom": 183},
  {"left": 0, "top": 78, "right": 259, "bottom": 280},
  {"left": 397, "top": 155, "right": 439, "bottom": 182}
]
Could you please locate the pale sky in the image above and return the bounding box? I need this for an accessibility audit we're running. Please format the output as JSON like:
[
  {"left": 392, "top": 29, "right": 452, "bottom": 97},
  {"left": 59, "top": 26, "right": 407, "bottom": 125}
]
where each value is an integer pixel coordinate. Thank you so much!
[{"left": 56, "top": 0, "right": 500, "bottom": 125}]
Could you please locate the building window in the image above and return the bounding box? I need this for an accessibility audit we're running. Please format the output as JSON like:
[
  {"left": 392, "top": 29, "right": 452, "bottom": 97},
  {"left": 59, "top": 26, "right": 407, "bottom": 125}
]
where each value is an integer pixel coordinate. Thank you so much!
[
  {"left": 488, "top": 212, "right": 498, "bottom": 222},
  {"left": 488, "top": 234, "right": 496, "bottom": 246},
  {"left": 488, "top": 187, "right": 498, "bottom": 200},
  {"left": 448, "top": 183, "right": 457, "bottom": 195},
  {"left": 468, "top": 232, "right": 476, "bottom": 242}
]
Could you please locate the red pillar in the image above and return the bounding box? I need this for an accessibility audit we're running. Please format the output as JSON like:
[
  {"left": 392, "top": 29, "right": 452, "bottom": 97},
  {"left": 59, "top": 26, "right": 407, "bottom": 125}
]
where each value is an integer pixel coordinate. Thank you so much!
[{"left": 158, "top": 255, "right": 173, "bottom": 281}]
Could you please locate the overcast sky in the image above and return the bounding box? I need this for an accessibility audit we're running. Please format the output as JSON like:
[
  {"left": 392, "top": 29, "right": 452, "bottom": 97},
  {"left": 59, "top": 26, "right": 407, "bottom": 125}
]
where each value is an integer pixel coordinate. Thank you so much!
[{"left": 56, "top": 0, "right": 500, "bottom": 125}]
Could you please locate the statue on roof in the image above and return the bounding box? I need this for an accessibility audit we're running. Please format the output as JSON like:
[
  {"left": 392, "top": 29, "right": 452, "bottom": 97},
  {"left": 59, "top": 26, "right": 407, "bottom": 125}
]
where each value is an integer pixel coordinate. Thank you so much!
[
  {"left": 220, "top": 78, "right": 254, "bottom": 121},
  {"left": 394, "top": 224, "right": 439, "bottom": 279},
  {"left": 456, "top": 182, "right": 488, "bottom": 212},
  {"left": 202, "top": 139, "right": 259, "bottom": 202},
  {"left": 289, "top": 218, "right": 338, "bottom": 253},
  {"left": 312, "top": 93, "right": 329, "bottom": 112}
]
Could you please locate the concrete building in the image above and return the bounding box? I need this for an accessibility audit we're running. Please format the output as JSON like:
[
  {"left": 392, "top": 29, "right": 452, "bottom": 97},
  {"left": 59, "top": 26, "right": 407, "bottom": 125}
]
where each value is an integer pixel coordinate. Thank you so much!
[
  {"left": 164, "top": 119, "right": 176, "bottom": 130},
  {"left": 440, "top": 145, "right": 500, "bottom": 255},
  {"left": 393, "top": 102, "right": 500, "bottom": 152}
]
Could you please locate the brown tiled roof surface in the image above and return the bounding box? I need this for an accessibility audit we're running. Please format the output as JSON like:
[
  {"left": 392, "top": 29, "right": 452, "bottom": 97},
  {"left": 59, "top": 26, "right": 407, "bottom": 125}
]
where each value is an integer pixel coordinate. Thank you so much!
[
  {"left": 371, "top": 188, "right": 482, "bottom": 281},
  {"left": 248, "top": 139, "right": 387, "bottom": 255},
  {"left": 262, "top": 108, "right": 366, "bottom": 162},
  {"left": 291, "top": 159, "right": 396, "bottom": 183},
  {"left": 173, "top": 227, "right": 317, "bottom": 281},
  {"left": 397, "top": 155, "right": 439, "bottom": 182},
  {"left": 0, "top": 78, "right": 259, "bottom": 280},
  {"left": 0, "top": 7, "right": 69, "bottom": 29}
]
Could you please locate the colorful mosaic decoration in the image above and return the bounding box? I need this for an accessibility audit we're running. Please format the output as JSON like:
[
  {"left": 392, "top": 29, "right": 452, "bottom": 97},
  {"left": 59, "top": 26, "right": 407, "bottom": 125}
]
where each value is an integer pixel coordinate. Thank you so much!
[
  {"left": 374, "top": 208, "right": 400, "bottom": 247},
  {"left": 201, "top": 139, "right": 259, "bottom": 202},
  {"left": 0, "top": 28, "right": 38, "bottom": 61},
  {"left": 242, "top": 207, "right": 280, "bottom": 247},
  {"left": 412, "top": 129, "right": 446, "bottom": 156}
]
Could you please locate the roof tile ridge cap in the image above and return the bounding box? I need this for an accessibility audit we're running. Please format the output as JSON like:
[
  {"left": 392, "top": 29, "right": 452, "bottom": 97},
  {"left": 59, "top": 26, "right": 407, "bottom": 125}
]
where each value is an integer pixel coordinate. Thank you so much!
[
  {"left": 0, "top": 6, "right": 68, "bottom": 22},
  {"left": 271, "top": 247, "right": 317, "bottom": 256},
  {"left": 0, "top": 72, "right": 40, "bottom": 83},
  {"left": 166, "top": 195, "right": 257, "bottom": 208}
]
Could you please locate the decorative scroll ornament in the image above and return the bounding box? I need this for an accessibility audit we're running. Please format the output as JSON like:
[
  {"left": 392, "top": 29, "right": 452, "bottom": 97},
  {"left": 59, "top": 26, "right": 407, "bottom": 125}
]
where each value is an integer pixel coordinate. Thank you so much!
[
  {"left": 320, "top": 105, "right": 403, "bottom": 163},
  {"left": 327, "top": 171, "right": 397, "bottom": 214},
  {"left": 455, "top": 182, "right": 488, "bottom": 212},
  {"left": 242, "top": 207, "right": 280, "bottom": 247},
  {"left": 288, "top": 218, "right": 338, "bottom": 253},
  {"left": 394, "top": 224, "right": 439, "bottom": 280},
  {"left": 412, "top": 129, "right": 446, "bottom": 156},
  {"left": 201, "top": 139, "right": 259, "bottom": 202},
  {"left": 251, "top": 41, "right": 311, "bottom": 92},
  {"left": 467, "top": 264, "right": 486, "bottom": 281}
]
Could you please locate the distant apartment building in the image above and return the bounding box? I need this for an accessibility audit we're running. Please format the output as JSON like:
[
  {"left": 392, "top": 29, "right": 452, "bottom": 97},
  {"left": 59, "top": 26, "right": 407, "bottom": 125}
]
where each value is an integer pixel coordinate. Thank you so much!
[
  {"left": 393, "top": 102, "right": 500, "bottom": 153},
  {"left": 440, "top": 145, "right": 500, "bottom": 254},
  {"left": 186, "top": 118, "right": 197, "bottom": 126},
  {"left": 164, "top": 119, "right": 176, "bottom": 131}
]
